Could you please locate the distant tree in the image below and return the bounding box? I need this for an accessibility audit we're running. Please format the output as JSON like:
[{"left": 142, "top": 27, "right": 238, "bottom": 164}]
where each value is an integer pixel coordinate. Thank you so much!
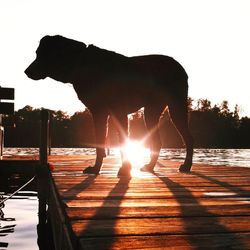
[
  {"left": 220, "top": 100, "right": 230, "bottom": 115},
  {"left": 211, "top": 104, "right": 221, "bottom": 115},
  {"left": 238, "top": 117, "right": 250, "bottom": 148},
  {"left": 159, "top": 109, "right": 183, "bottom": 148},
  {"left": 129, "top": 109, "right": 147, "bottom": 140},
  {"left": 233, "top": 104, "right": 240, "bottom": 121},
  {"left": 69, "top": 109, "right": 95, "bottom": 147},
  {"left": 4, "top": 106, "right": 40, "bottom": 146},
  {"left": 51, "top": 110, "right": 69, "bottom": 121},
  {"left": 190, "top": 100, "right": 242, "bottom": 147},
  {"left": 196, "top": 98, "right": 211, "bottom": 112},
  {"left": 187, "top": 97, "right": 194, "bottom": 112},
  {"left": 50, "top": 110, "right": 70, "bottom": 147},
  {"left": 2, "top": 99, "right": 250, "bottom": 149}
]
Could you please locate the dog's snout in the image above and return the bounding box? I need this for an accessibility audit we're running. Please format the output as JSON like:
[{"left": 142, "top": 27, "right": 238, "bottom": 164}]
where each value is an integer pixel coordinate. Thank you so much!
[
  {"left": 24, "top": 60, "right": 46, "bottom": 80},
  {"left": 24, "top": 66, "right": 31, "bottom": 76},
  {"left": 24, "top": 64, "right": 36, "bottom": 79}
]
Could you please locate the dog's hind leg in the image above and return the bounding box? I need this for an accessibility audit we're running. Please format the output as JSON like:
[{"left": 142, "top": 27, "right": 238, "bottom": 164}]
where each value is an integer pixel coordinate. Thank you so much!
[
  {"left": 168, "top": 100, "right": 194, "bottom": 172},
  {"left": 112, "top": 113, "right": 132, "bottom": 177},
  {"left": 83, "top": 111, "right": 108, "bottom": 175},
  {"left": 140, "top": 106, "right": 163, "bottom": 172}
]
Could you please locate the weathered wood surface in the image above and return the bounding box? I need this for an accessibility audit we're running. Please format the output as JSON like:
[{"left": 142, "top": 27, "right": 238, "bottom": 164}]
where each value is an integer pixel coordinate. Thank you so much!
[{"left": 48, "top": 155, "right": 250, "bottom": 249}]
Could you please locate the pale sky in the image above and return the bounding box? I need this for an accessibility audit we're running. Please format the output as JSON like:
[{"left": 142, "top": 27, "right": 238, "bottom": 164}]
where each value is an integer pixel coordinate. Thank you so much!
[{"left": 1, "top": 0, "right": 250, "bottom": 116}]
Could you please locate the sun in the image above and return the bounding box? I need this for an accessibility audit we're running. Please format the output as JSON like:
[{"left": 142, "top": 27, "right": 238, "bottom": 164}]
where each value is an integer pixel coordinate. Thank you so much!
[{"left": 122, "top": 139, "right": 150, "bottom": 174}]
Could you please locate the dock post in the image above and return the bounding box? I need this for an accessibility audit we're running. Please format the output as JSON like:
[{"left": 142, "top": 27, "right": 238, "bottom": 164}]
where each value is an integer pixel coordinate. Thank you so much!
[
  {"left": 48, "top": 112, "right": 52, "bottom": 156},
  {"left": 38, "top": 109, "right": 50, "bottom": 224},
  {"left": 0, "top": 122, "right": 3, "bottom": 160},
  {"left": 40, "top": 109, "right": 49, "bottom": 165}
]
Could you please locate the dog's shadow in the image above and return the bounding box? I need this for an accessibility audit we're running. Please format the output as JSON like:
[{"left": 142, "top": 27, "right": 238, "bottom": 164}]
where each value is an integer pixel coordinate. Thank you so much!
[{"left": 154, "top": 162, "right": 247, "bottom": 248}]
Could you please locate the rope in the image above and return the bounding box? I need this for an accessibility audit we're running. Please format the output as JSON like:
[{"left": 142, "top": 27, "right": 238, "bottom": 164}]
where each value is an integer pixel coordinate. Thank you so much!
[{"left": 0, "top": 176, "right": 36, "bottom": 206}]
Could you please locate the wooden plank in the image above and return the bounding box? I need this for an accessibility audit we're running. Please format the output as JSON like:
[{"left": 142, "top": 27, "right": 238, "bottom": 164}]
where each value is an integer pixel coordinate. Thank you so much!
[
  {"left": 53, "top": 181, "right": 250, "bottom": 188},
  {"left": 0, "top": 87, "right": 14, "bottom": 100},
  {"left": 64, "top": 198, "right": 250, "bottom": 208},
  {"left": 72, "top": 216, "right": 250, "bottom": 237},
  {"left": 58, "top": 190, "right": 250, "bottom": 199},
  {"left": 52, "top": 175, "right": 250, "bottom": 183},
  {"left": 79, "top": 233, "right": 250, "bottom": 250},
  {"left": 56, "top": 184, "right": 250, "bottom": 192},
  {"left": 50, "top": 161, "right": 250, "bottom": 171},
  {"left": 51, "top": 167, "right": 250, "bottom": 177},
  {"left": 53, "top": 180, "right": 250, "bottom": 188},
  {"left": 66, "top": 204, "right": 250, "bottom": 219},
  {"left": 46, "top": 155, "right": 250, "bottom": 250}
]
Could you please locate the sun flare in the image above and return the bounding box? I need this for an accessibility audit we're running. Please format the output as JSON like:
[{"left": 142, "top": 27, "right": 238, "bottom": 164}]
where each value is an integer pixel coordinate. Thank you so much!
[{"left": 122, "top": 139, "right": 150, "bottom": 172}]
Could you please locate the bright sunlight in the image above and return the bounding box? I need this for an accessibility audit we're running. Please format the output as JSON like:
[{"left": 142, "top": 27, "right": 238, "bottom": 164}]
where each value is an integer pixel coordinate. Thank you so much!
[{"left": 122, "top": 139, "right": 150, "bottom": 176}]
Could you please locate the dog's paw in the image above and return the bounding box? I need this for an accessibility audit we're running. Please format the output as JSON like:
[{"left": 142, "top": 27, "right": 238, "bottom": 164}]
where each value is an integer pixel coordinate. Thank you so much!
[
  {"left": 117, "top": 164, "right": 131, "bottom": 177},
  {"left": 83, "top": 166, "right": 100, "bottom": 175},
  {"left": 140, "top": 164, "right": 154, "bottom": 173},
  {"left": 178, "top": 164, "right": 192, "bottom": 173}
]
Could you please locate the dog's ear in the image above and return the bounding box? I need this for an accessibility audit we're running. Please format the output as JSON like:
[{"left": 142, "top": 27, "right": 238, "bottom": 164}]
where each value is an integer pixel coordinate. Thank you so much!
[
  {"left": 40, "top": 35, "right": 52, "bottom": 43},
  {"left": 37, "top": 35, "right": 55, "bottom": 55},
  {"left": 38, "top": 35, "right": 87, "bottom": 60},
  {"left": 40, "top": 35, "right": 87, "bottom": 48}
]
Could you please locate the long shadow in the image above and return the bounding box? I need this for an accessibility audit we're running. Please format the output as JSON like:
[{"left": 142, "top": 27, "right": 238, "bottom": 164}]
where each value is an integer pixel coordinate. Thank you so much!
[
  {"left": 62, "top": 175, "right": 97, "bottom": 198},
  {"left": 193, "top": 172, "right": 250, "bottom": 197},
  {"left": 154, "top": 162, "right": 247, "bottom": 249},
  {"left": 79, "top": 176, "right": 131, "bottom": 250}
]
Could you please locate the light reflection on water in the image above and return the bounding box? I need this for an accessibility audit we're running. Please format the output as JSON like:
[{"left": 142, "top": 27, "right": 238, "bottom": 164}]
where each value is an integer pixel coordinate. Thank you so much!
[
  {"left": 0, "top": 194, "right": 38, "bottom": 250},
  {"left": 160, "top": 148, "right": 250, "bottom": 168},
  {"left": 3, "top": 147, "right": 250, "bottom": 168}
]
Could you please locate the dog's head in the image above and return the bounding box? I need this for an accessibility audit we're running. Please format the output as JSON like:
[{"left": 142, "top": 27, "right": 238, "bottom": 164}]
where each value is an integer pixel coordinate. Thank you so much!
[{"left": 25, "top": 35, "right": 87, "bottom": 83}]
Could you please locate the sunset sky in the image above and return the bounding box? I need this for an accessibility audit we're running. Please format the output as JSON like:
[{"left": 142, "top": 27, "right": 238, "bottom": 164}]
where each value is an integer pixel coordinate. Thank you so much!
[{"left": 1, "top": 0, "right": 250, "bottom": 116}]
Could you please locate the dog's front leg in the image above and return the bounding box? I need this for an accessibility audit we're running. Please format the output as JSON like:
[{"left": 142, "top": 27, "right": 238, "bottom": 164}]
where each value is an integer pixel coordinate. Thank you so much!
[{"left": 83, "top": 111, "right": 108, "bottom": 175}]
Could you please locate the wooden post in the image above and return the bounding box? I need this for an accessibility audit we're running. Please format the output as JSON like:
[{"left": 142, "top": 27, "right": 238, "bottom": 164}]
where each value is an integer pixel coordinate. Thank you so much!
[
  {"left": 0, "top": 123, "right": 3, "bottom": 160},
  {"left": 48, "top": 112, "right": 52, "bottom": 155},
  {"left": 38, "top": 109, "right": 50, "bottom": 224},
  {"left": 0, "top": 87, "right": 14, "bottom": 159},
  {"left": 40, "top": 109, "right": 49, "bottom": 165}
]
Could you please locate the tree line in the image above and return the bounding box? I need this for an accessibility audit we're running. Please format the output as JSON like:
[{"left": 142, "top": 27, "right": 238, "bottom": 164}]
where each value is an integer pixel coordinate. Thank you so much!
[{"left": 2, "top": 98, "right": 250, "bottom": 148}]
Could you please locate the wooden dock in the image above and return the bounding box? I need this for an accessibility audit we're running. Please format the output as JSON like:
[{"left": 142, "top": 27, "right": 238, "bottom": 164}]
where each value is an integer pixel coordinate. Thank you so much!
[{"left": 46, "top": 155, "right": 250, "bottom": 250}]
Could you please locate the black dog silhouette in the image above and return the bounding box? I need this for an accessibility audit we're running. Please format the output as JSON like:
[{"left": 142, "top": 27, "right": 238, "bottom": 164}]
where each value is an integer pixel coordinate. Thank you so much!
[{"left": 25, "top": 35, "right": 193, "bottom": 176}]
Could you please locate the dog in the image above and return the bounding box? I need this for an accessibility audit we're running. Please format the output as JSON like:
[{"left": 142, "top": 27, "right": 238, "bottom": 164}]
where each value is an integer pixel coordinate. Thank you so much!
[{"left": 25, "top": 35, "right": 193, "bottom": 176}]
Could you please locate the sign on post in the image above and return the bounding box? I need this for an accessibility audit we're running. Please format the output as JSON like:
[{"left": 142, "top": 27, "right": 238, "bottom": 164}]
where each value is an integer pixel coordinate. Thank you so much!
[
  {"left": 0, "top": 87, "right": 15, "bottom": 115},
  {"left": 0, "top": 86, "right": 15, "bottom": 158},
  {"left": 0, "top": 87, "right": 14, "bottom": 100}
]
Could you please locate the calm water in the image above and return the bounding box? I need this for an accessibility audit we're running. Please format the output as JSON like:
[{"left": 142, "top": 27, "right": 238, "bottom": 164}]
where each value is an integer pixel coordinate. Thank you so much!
[
  {"left": 3, "top": 147, "right": 250, "bottom": 167},
  {"left": 1, "top": 148, "right": 250, "bottom": 249},
  {"left": 0, "top": 194, "right": 38, "bottom": 250}
]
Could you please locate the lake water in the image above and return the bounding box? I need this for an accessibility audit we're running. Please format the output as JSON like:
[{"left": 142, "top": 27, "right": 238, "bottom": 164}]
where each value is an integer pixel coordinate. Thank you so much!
[
  {"left": 0, "top": 194, "right": 38, "bottom": 250},
  {"left": 3, "top": 147, "right": 250, "bottom": 167},
  {"left": 1, "top": 148, "right": 250, "bottom": 249}
]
